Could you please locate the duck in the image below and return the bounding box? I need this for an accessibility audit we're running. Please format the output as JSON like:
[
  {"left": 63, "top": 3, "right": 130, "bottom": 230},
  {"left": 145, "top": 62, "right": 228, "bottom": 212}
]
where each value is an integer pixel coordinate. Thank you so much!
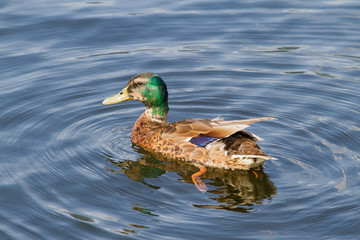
[{"left": 102, "top": 72, "right": 276, "bottom": 192}]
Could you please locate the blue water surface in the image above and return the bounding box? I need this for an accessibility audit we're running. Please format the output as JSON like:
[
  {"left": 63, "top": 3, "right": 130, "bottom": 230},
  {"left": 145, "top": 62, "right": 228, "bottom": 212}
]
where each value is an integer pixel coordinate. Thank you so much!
[{"left": 1, "top": 0, "right": 360, "bottom": 239}]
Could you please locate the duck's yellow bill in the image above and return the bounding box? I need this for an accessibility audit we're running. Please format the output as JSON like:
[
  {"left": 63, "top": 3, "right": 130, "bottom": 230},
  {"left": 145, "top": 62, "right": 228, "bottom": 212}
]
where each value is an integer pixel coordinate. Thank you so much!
[{"left": 102, "top": 87, "right": 132, "bottom": 105}]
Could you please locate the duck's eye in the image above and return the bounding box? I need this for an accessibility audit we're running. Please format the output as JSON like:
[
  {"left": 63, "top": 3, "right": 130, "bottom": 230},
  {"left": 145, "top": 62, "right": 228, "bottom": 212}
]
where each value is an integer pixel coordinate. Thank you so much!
[{"left": 130, "top": 82, "right": 144, "bottom": 89}]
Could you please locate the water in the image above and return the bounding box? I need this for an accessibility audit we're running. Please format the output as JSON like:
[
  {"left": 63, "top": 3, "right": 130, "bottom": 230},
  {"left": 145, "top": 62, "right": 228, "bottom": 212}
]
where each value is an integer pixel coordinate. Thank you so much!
[{"left": 1, "top": 0, "right": 360, "bottom": 239}]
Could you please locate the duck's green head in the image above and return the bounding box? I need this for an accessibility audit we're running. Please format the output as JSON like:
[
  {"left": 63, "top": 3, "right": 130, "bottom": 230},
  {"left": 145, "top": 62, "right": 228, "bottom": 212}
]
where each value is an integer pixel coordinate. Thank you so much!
[{"left": 103, "top": 73, "right": 169, "bottom": 120}]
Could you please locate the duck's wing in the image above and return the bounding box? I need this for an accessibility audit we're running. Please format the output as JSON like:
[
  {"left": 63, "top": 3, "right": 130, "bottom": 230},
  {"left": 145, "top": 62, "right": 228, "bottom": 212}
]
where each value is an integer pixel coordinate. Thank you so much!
[
  {"left": 205, "top": 117, "right": 276, "bottom": 138},
  {"left": 162, "top": 117, "right": 276, "bottom": 143},
  {"left": 162, "top": 119, "right": 213, "bottom": 143}
]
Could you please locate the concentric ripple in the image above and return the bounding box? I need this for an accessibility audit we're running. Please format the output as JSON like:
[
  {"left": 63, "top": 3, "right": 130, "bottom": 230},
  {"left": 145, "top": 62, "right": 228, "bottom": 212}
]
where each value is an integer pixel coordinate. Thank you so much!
[{"left": 1, "top": 0, "right": 360, "bottom": 239}]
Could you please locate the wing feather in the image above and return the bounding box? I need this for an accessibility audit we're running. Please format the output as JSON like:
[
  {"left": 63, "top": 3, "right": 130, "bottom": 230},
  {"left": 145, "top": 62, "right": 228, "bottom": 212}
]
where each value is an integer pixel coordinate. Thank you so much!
[{"left": 162, "top": 117, "right": 276, "bottom": 143}]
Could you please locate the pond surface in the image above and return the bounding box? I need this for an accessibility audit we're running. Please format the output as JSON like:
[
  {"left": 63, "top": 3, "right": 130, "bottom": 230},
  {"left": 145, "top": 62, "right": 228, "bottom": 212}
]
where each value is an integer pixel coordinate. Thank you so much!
[{"left": 1, "top": 0, "right": 360, "bottom": 239}]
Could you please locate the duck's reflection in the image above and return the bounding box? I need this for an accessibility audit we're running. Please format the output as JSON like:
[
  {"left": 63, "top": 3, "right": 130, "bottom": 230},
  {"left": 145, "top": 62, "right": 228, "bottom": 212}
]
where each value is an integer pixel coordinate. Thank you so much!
[{"left": 105, "top": 146, "right": 276, "bottom": 212}]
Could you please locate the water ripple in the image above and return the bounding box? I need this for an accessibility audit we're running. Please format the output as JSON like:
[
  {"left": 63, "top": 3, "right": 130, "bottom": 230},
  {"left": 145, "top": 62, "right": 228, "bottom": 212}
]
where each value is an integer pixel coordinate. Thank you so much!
[{"left": 1, "top": 0, "right": 360, "bottom": 239}]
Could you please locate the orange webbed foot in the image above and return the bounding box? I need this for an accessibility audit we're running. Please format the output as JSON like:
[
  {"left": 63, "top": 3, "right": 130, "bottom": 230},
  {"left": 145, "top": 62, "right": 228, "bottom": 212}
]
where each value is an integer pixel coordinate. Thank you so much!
[{"left": 191, "top": 167, "right": 208, "bottom": 193}]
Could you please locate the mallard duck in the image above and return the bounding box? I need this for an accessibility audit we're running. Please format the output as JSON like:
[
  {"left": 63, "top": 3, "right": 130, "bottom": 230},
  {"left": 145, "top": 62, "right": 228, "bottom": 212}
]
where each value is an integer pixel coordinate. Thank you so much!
[{"left": 103, "top": 73, "right": 276, "bottom": 192}]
